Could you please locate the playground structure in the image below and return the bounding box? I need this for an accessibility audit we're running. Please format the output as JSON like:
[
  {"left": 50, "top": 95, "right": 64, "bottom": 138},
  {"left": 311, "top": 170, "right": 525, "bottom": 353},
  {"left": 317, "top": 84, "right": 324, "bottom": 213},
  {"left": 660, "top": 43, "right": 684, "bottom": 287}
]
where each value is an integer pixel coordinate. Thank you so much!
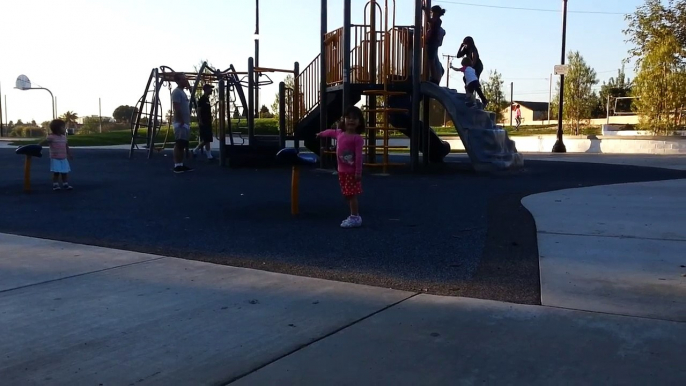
[{"left": 129, "top": 0, "right": 522, "bottom": 172}]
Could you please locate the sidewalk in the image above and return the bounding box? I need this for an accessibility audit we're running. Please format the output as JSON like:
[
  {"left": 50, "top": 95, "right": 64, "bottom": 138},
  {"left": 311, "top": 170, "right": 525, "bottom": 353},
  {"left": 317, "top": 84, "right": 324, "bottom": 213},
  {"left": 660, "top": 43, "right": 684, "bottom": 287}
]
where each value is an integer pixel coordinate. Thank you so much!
[{"left": 1, "top": 231, "right": 684, "bottom": 385}]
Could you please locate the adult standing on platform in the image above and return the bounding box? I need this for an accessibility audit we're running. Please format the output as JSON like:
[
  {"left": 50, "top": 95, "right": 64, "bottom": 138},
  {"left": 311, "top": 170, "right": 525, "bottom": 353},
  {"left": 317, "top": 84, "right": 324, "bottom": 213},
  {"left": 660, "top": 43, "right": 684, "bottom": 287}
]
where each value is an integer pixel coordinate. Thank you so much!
[
  {"left": 456, "top": 36, "right": 484, "bottom": 80},
  {"left": 424, "top": 5, "right": 446, "bottom": 84}
]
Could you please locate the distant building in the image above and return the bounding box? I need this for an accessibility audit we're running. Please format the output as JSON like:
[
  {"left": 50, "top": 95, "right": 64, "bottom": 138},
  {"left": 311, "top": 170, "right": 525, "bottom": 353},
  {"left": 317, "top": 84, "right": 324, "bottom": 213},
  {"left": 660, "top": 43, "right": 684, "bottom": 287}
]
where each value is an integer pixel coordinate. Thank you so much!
[{"left": 501, "top": 101, "right": 550, "bottom": 124}]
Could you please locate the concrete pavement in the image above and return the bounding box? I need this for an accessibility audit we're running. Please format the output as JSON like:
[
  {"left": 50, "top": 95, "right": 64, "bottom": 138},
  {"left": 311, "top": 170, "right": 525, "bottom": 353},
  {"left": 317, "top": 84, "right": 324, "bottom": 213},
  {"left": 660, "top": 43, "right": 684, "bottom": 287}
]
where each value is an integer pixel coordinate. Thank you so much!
[
  {"left": 522, "top": 179, "right": 686, "bottom": 322},
  {"left": 2, "top": 228, "right": 685, "bottom": 385},
  {"left": 233, "top": 294, "right": 686, "bottom": 386},
  {"left": 0, "top": 234, "right": 412, "bottom": 385}
]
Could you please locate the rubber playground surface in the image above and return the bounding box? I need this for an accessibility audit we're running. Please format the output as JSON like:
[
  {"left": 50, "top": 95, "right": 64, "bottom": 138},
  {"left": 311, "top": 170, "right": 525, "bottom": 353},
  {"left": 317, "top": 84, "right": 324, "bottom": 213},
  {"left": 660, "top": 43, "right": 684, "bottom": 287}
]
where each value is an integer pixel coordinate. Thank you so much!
[{"left": 1, "top": 148, "right": 684, "bottom": 304}]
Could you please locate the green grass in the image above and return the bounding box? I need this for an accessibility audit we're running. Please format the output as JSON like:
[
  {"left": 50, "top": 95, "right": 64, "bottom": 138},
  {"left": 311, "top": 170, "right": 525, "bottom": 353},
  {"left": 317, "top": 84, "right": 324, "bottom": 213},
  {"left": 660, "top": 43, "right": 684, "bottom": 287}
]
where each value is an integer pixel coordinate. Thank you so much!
[{"left": 8, "top": 118, "right": 602, "bottom": 147}]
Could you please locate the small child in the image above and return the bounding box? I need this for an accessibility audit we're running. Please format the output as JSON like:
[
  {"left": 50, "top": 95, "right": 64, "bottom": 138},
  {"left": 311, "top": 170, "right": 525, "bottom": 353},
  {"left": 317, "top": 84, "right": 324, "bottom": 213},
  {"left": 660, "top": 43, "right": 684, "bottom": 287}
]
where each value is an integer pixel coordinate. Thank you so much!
[
  {"left": 316, "top": 106, "right": 365, "bottom": 228},
  {"left": 451, "top": 57, "right": 489, "bottom": 108},
  {"left": 514, "top": 104, "right": 522, "bottom": 130},
  {"left": 40, "top": 119, "right": 73, "bottom": 191}
]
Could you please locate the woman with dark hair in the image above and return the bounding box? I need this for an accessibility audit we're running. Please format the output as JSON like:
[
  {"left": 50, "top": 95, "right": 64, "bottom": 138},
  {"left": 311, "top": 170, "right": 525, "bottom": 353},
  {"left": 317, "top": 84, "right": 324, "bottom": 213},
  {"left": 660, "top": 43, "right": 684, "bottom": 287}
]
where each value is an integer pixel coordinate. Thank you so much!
[
  {"left": 456, "top": 36, "right": 483, "bottom": 79},
  {"left": 424, "top": 5, "right": 446, "bottom": 84}
]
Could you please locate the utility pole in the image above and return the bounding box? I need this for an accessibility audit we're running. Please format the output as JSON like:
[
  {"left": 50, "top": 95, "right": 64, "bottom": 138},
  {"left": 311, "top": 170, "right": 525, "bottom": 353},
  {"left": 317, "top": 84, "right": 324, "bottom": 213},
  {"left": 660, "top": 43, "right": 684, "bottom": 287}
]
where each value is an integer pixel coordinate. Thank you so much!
[
  {"left": 442, "top": 54, "right": 457, "bottom": 126},
  {"left": 548, "top": 74, "right": 553, "bottom": 124},
  {"left": 510, "top": 82, "right": 514, "bottom": 127}
]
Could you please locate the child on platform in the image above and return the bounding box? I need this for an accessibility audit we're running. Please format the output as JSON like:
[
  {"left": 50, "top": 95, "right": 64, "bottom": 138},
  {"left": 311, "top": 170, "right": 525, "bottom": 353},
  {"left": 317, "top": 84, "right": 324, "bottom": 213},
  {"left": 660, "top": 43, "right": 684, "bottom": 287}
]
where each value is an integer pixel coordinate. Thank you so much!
[
  {"left": 316, "top": 106, "right": 365, "bottom": 228},
  {"left": 451, "top": 57, "right": 489, "bottom": 108}
]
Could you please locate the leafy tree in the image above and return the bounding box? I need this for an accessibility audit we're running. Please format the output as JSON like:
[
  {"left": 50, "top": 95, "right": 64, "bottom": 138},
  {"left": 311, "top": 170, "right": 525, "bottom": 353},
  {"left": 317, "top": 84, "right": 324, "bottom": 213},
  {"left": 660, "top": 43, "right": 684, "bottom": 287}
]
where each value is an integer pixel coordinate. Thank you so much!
[
  {"left": 16, "top": 119, "right": 24, "bottom": 125},
  {"left": 113, "top": 105, "right": 138, "bottom": 123},
  {"left": 625, "top": 0, "right": 686, "bottom": 132},
  {"left": 60, "top": 111, "right": 79, "bottom": 129},
  {"left": 597, "top": 65, "right": 634, "bottom": 116},
  {"left": 30, "top": 119, "right": 37, "bottom": 126},
  {"left": 481, "top": 70, "right": 509, "bottom": 122},
  {"left": 260, "top": 105, "right": 274, "bottom": 118},
  {"left": 551, "top": 51, "right": 598, "bottom": 134},
  {"left": 271, "top": 75, "right": 295, "bottom": 117},
  {"left": 80, "top": 117, "right": 100, "bottom": 134}
]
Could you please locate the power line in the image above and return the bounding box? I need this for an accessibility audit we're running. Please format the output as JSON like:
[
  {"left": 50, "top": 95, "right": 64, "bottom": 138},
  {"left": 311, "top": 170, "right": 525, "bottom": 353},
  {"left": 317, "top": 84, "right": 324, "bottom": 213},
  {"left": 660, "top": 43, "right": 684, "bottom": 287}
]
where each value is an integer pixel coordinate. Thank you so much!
[{"left": 435, "top": 1, "right": 630, "bottom": 15}]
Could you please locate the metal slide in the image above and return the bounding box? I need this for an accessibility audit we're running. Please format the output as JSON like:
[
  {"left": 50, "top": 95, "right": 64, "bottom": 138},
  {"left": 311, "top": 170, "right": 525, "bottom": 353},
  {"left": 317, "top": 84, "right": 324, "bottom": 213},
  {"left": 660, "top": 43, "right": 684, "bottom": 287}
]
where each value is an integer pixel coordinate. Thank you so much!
[{"left": 419, "top": 82, "right": 523, "bottom": 171}]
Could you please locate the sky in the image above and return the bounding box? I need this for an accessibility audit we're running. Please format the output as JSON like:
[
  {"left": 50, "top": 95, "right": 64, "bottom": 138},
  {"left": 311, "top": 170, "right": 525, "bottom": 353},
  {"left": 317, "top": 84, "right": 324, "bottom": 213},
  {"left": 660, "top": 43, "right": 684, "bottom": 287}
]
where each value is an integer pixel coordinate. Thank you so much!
[{"left": 0, "top": 0, "right": 646, "bottom": 125}]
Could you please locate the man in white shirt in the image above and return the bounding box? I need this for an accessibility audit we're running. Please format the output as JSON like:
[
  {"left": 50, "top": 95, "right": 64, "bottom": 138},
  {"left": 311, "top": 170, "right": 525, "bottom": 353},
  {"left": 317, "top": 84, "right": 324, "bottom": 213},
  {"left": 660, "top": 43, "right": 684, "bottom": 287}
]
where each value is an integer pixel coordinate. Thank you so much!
[{"left": 171, "top": 73, "right": 194, "bottom": 173}]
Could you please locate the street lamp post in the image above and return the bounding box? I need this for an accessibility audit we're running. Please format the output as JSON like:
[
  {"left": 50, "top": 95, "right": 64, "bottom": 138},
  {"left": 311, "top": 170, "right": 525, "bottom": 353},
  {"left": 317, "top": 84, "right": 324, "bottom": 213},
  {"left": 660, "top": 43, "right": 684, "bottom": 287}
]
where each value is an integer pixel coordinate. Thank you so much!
[
  {"left": 15, "top": 75, "right": 56, "bottom": 120},
  {"left": 552, "top": 0, "right": 568, "bottom": 153},
  {"left": 254, "top": 0, "right": 260, "bottom": 118}
]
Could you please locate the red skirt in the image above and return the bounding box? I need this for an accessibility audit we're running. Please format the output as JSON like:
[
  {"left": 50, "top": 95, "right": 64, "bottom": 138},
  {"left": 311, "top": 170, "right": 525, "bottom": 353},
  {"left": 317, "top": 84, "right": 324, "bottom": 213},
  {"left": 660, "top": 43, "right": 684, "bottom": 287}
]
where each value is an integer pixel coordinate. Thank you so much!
[{"left": 338, "top": 172, "right": 362, "bottom": 197}]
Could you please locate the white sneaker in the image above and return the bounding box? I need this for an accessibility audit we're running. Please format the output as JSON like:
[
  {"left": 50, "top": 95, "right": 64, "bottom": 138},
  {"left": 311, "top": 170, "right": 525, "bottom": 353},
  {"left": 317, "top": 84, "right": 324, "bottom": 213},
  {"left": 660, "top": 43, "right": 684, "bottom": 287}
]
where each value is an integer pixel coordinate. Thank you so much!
[
  {"left": 206, "top": 150, "right": 214, "bottom": 159},
  {"left": 340, "top": 215, "right": 362, "bottom": 228}
]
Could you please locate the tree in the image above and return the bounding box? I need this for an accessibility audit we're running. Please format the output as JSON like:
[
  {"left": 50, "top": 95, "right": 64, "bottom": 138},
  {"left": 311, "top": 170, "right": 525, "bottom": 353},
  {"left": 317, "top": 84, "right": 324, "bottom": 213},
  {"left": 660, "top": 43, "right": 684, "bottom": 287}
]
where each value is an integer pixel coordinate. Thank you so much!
[
  {"left": 260, "top": 105, "right": 274, "bottom": 118},
  {"left": 61, "top": 111, "right": 79, "bottom": 129},
  {"left": 80, "top": 117, "right": 100, "bottom": 134},
  {"left": 30, "top": 119, "right": 37, "bottom": 126},
  {"left": 16, "top": 119, "right": 24, "bottom": 126},
  {"left": 597, "top": 65, "right": 634, "bottom": 117},
  {"left": 113, "top": 105, "right": 138, "bottom": 123},
  {"left": 551, "top": 51, "right": 598, "bottom": 134},
  {"left": 271, "top": 75, "right": 295, "bottom": 117},
  {"left": 625, "top": 0, "right": 686, "bottom": 132},
  {"left": 233, "top": 107, "right": 240, "bottom": 119},
  {"left": 481, "top": 70, "right": 509, "bottom": 122}
]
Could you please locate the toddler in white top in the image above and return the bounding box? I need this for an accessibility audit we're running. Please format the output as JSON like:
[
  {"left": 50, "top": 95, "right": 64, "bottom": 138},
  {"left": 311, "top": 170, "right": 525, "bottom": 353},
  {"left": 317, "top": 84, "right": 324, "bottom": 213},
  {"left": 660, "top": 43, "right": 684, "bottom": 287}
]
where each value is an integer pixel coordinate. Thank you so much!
[{"left": 451, "top": 57, "right": 489, "bottom": 108}]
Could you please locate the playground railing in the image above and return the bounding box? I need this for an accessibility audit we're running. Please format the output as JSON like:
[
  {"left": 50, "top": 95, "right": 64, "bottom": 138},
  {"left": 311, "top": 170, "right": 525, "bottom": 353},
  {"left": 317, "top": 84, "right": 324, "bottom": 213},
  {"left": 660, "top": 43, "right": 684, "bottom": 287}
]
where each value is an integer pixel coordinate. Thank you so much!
[{"left": 294, "top": 54, "right": 321, "bottom": 123}]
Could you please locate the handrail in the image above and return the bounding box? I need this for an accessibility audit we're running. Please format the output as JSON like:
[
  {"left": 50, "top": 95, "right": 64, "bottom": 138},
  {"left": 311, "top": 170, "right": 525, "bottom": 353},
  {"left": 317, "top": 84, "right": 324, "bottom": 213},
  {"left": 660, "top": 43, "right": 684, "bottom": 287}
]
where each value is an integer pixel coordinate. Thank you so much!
[
  {"left": 294, "top": 54, "right": 321, "bottom": 122},
  {"left": 254, "top": 66, "right": 296, "bottom": 74}
]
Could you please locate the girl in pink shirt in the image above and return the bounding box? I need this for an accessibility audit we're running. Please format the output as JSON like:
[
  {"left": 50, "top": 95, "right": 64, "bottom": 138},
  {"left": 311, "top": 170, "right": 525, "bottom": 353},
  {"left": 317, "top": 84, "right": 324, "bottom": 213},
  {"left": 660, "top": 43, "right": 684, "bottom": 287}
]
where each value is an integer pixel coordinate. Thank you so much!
[
  {"left": 317, "top": 106, "right": 365, "bottom": 228},
  {"left": 40, "top": 119, "right": 73, "bottom": 191}
]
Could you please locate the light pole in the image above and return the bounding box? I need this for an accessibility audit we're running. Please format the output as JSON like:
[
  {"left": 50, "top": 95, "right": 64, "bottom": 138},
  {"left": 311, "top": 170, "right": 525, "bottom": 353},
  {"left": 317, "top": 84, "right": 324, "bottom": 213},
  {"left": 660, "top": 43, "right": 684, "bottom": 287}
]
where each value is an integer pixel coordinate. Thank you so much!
[
  {"left": 15, "top": 75, "right": 56, "bottom": 120},
  {"left": 552, "top": 0, "right": 568, "bottom": 153},
  {"left": 254, "top": 0, "right": 260, "bottom": 118}
]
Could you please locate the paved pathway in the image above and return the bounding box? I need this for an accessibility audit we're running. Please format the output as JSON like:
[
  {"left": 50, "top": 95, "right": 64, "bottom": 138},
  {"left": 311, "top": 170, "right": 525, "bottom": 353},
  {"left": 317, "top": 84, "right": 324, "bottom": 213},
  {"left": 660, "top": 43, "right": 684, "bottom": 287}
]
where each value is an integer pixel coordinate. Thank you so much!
[
  {"left": 2, "top": 225, "right": 685, "bottom": 385},
  {"left": 522, "top": 179, "right": 686, "bottom": 322}
]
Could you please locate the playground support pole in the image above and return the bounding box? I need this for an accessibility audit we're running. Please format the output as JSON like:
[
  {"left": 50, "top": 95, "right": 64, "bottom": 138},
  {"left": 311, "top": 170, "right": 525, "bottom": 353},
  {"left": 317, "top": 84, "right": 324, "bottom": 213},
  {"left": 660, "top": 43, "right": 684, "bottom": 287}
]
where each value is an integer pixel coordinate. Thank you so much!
[
  {"left": 294, "top": 61, "right": 300, "bottom": 150},
  {"left": 248, "top": 57, "right": 255, "bottom": 145},
  {"left": 320, "top": 0, "right": 328, "bottom": 169},
  {"left": 218, "top": 78, "right": 226, "bottom": 166},
  {"left": 342, "top": 0, "right": 351, "bottom": 108},
  {"left": 552, "top": 0, "right": 568, "bottom": 153},
  {"left": 279, "top": 81, "right": 286, "bottom": 148},
  {"left": 410, "top": 0, "right": 422, "bottom": 170},
  {"left": 421, "top": 0, "right": 431, "bottom": 166},
  {"left": 367, "top": 0, "right": 378, "bottom": 164}
]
